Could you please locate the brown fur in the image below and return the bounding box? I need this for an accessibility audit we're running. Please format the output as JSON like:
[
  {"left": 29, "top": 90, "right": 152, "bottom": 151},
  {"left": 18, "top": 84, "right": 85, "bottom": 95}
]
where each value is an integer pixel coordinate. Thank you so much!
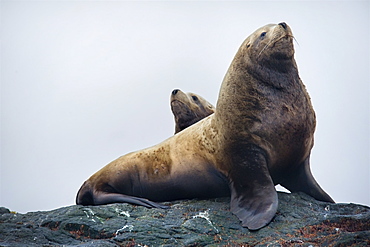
[
  {"left": 170, "top": 89, "right": 215, "bottom": 134},
  {"left": 76, "top": 22, "right": 333, "bottom": 230},
  {"left": 215, "top": 22, "right": 333, "bottom": 229}
]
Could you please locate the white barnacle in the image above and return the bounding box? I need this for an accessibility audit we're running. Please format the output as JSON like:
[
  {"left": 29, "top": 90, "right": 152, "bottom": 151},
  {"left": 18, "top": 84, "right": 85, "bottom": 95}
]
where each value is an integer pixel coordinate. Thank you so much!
[
  {"left": 119, "top": 211, "right": 130, "bottom": 217},
  {"left": 114, "top": 208, "right": 130, "bottom": 217},
  {"left": 83, "top": 211, "right": 90, "bottom": 218},
  {"left": 82, "top": 208, "right": 101, "bottom": 223},
  {"left": 83, "top": 208, "right": 95, "bottom": 218},
  {"left": 193, "top": 210, "right": 210, "bottom": 220},
  {"left": 324, "top": 205, "right": 330, "bottom": 211},
  {"left": 193, "top": 209, "right": 219, "bottom": 233},
  {"left": 115, "top": 224, "right": 134, "bottom": 236},
  {"left": 87, "top": 208, "right": 95, "bottom": 215},
  {"left": 138, "top": 244, "right": 149, "bottom": 247}
]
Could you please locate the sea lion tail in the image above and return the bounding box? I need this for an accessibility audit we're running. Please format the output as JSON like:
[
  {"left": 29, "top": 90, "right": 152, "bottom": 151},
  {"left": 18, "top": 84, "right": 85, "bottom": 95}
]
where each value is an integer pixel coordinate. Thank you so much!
[
  {"left": 280, "top": 157, "right": 335, "bottom": 203},
  {"left": 76, "top": 181, "right": 94, "bottom": 205}
]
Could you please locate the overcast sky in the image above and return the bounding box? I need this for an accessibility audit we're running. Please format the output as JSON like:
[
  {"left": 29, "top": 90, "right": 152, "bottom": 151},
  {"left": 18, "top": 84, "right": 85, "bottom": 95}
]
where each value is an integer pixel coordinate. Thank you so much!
[{"left": 1, "top": 1, "right": 369, "bottom": 213}]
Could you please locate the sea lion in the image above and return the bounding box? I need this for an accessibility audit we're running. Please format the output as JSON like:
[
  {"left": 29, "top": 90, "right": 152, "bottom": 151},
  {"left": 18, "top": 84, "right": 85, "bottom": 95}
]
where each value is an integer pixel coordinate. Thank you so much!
[
  {"left": 170, "top": 89, "right": 215, "bottom": 134},
  {"left": 214, "top": 22, "right": 334, "bottom": 229},
  {"left": 76, "top": 22, "right": 334, "bottom": 230}
]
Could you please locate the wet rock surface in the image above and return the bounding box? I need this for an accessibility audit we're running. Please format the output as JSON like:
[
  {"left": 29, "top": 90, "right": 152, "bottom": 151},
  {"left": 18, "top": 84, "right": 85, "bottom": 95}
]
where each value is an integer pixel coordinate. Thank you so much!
[{"left": 1, "top": 192, "right": 369, "bottom": 246}]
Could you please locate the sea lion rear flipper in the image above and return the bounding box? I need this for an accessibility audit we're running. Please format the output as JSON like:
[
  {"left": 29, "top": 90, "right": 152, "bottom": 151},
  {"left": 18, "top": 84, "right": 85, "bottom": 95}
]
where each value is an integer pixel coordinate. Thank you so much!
[
  {"left": 94, "top": 192, "right": 170, "bottom": 209},
  {"left": 228, "top": 148, "right": 278, "bottom": 230},
  {"left": 280, "top": 157, "right": 334, "bottom": 203}
]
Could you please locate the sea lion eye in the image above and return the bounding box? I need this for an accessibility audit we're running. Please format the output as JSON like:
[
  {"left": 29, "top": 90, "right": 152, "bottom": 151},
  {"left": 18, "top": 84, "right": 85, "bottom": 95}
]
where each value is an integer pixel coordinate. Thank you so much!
[
  {"left": 260, "top": 32, "right": 267, "bottom": 38},
  {"left": 192, "top": 96, "right": 198, "bottom": 101}
]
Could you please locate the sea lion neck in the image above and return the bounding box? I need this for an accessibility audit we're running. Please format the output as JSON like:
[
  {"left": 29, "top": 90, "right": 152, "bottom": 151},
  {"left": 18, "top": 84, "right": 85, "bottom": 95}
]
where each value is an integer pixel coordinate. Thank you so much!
[{"left": 246, "top": 58, "right": 299, "bottom": 90}]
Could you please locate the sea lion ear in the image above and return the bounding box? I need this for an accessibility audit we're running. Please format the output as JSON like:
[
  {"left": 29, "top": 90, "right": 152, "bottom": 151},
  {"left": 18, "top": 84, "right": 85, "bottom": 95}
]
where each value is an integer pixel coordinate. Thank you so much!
[{"left": 246, "top": 43, "right": 251, "bottom": 48}]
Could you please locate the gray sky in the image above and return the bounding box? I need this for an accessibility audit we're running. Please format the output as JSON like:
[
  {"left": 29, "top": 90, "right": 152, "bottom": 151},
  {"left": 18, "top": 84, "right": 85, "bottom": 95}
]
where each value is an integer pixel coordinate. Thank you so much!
[{"left": 1, "top": 1, "right": 369, "bottom": 213}]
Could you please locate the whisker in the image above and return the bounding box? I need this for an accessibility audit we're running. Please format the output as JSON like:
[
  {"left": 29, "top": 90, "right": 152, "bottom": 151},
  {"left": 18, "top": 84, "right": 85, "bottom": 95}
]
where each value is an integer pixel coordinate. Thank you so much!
[
  {"left": 258, "top": 40, "right": 273, "bottom": 57},
  {"left": 293, "top": 36, "right": 299, "bottom": 46},
  {"left": 258, "top": 34, "right": 296, "bottom": 58}
]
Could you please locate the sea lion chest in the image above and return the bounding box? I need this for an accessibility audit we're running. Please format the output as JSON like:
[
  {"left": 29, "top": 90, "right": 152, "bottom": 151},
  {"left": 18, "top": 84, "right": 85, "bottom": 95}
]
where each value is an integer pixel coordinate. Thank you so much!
[
  {"left": 253, "top": 77, "right": 316, "bottom": 174},
  {"left": 217, "top": 70, "right": 315, "bottom": 177}
]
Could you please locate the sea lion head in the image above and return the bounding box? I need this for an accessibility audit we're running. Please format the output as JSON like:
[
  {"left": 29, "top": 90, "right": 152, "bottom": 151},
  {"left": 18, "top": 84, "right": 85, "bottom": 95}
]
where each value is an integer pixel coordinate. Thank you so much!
[
  {"left": 171, "top": 89, "right": 215, "bottom": 134},
  {"left": 241, "top": 22, "right": 295, "bottom": 73}
]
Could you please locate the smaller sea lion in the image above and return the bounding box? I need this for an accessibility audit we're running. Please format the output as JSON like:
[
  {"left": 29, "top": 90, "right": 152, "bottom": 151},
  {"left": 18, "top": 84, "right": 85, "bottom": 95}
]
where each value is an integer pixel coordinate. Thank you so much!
[{"left": 170, "top": 89, "right": 215, "bottom": 134}]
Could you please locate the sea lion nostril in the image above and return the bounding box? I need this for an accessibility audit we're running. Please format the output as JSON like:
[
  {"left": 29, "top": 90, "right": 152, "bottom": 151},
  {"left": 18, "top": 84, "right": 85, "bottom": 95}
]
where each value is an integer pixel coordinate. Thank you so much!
[
  {"left": 172, "top": 89, "right": 179, "bottom": 95},
  {"left": 278, "top": 22, "right": 287, "bottom": 29}
]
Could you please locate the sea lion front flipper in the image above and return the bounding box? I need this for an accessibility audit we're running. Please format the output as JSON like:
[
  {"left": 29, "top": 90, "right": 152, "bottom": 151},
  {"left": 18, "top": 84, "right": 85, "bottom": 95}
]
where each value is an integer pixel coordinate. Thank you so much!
[
  {"left": 280, "top": 157, "right": 335, "bottom": 203},
  {"left": 94, "top": 192, "right": 170, "bottom": 209},
  {"left": 228, "top": 147, "right": 278, "bottom": 230}
]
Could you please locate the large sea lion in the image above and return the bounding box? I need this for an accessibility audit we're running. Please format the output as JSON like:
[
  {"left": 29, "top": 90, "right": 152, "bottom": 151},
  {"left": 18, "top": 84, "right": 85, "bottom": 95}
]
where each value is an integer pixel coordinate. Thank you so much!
[
  {"left": 214, "top": 22, "right": 334, "bottom": 229},
  {"left": 170, "top": 89, "right": 215, "bottom": 134},
  {"left": 76, "top": 22, "right": 334, "bottom": 230}
]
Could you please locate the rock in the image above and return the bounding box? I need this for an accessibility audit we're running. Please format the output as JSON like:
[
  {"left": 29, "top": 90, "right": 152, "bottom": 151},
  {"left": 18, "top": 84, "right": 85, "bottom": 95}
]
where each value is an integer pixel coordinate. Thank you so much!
[
  {"left": 0, "top": 207, "right": 10, "bottom": 215},
  {"left": 0, "top": 193, "right": 369, "bottom": 246}
]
